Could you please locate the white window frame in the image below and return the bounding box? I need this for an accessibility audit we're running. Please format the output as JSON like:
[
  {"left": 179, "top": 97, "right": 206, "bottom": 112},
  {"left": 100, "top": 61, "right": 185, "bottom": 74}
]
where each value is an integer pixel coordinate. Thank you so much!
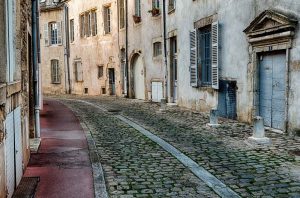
[{"left": 6, "top": 0, "right": 15, "bottom": 82}]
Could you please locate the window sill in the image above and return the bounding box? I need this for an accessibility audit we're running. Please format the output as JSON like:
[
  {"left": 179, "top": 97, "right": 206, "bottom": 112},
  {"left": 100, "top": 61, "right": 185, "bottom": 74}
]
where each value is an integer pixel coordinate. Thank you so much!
[
  {"left": 7, "top": 81, "right": 21, "bottom": 97},
  {"left": 51, "top": 82, "right": 61, "bottom": 85}
]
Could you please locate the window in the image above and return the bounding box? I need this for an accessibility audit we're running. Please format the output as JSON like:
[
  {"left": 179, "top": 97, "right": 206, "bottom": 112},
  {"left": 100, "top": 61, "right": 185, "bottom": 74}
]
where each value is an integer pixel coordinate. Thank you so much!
[
  {"left": 135, "top": 0, "right": 141, "bottom": 17},
  {"left": 152, "top": 0, "right": 159, "bottom": 9},
  {"left": 91, "top": 10, "right": 97, "bottom": 36},
  {"left": 198, "top": 26, "right": 211, "bottom": 85},
  {"left": 6, "top": 0, "right": 15, "bottom": 82},
  {"left": 189, "top": 21, "right": 219, "bottom": 89},
  {"left": 75, "top": 61, "right": 83, "bottom": 82},
  {"left": 51, "top": 60, "right": 60, "bottom": 84},
  {"left": 70, "top": 19, "right": 74, "bottom": 42},
  {"left": 104, "top": 6, "right": 111, "bottom": 34},
  {"left": 119, "top": 0, "right": 125, "bottom": 29},
  {"left": 168, "top": 0, "right": 175, "bottom": 12},
  {"left": 153, "top": 42, "right": 162, "bottom": 57},
  {"left": 45, "top": 22, "right": 62, "bottom": 45},
  {"left": 80, "top": 14, "right": 85, "bottom": 37},
  {"left": 80, "top": 10, "right": 97, "bottom": 38},
  {"left": 98, "top": 65, "right": 104, "bottom": 78}
]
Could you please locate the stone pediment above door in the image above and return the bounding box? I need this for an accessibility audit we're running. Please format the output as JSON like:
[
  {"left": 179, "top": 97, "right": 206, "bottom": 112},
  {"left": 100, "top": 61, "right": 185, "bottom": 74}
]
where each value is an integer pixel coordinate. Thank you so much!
[{"left": 244, "top": 10, "right": 297, "bottom": 44}]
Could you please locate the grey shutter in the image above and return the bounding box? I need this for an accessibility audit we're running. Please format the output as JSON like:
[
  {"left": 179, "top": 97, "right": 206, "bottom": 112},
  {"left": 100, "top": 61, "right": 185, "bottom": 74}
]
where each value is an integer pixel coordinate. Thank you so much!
[
  {"left": 44, "top": 24, "right": 49, "bottom": 46},
  {"left": 211, "top": 21, "right": 219, "bottom": 89},
  {"left": 190, "top": 30, "right": 198, "bottom": 87},
  {"left": 104, "top": 8, "right": 108, "bottom": 34},
  {"left": 57, "top": 21, "right": 62, "bottom": 44}
]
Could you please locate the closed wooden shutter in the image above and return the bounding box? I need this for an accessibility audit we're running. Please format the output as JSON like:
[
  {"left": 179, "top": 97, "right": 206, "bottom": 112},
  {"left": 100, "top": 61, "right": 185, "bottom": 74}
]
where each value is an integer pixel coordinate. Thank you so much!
[
  {"left": 57, "top": 21, "right": 62, "bottom": 44},
  {"left": 44, "top": 24, "right": 49, "bottom": 46},
  {"left": 76, "top": 61, "right": 83, "bottom": 82},
  {"left": 190, "top": 30, "right": 198, "bottom": 87},
  {"left": 211, "top": 21, "right": 219, "bottom": 89}
]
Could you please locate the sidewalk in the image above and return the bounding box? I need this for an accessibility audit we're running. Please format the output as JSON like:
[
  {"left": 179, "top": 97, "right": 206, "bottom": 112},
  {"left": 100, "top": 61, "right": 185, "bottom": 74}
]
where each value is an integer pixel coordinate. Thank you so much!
[{"left": 24, "top": 100, "right": 94, "bottom": 198}]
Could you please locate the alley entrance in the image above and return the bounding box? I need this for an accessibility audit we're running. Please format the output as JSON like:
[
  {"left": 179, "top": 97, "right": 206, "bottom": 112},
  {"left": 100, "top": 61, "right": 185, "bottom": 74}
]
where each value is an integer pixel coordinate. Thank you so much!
[{"left": 259, "top": 51, "right": 287, "bottom": 131}]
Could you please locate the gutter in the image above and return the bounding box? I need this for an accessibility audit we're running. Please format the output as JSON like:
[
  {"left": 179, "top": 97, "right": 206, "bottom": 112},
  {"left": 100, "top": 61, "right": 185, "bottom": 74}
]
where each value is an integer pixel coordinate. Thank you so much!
[{"left": 162, "top": 0, "right": 168, "bottom": 101}]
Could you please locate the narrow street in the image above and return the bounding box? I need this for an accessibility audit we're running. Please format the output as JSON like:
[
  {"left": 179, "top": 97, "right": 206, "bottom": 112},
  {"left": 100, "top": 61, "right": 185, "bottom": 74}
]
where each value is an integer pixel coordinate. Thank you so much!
[{"left": 51, "top": 95, "right": 300, "bottom": 197}]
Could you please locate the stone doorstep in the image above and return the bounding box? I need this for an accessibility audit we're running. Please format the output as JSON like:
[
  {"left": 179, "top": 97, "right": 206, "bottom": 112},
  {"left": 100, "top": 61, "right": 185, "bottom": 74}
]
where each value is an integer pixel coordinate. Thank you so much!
[{"left": 29, "top": 138, "right": 41, "bottom": 153}]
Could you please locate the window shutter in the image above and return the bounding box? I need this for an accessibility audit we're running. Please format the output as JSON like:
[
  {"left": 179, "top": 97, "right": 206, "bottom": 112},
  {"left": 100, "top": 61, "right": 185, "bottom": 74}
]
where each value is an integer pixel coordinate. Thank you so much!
[
  {"left": 211, "top": 21, "right": 219, "bottom": 89},
  {"left": 44, "top": 24, "right": 49, "bottom": 46},
  {"left": 190, "top": 30, "right": 198, "bottom": 87},
  {"left": 104, "top": 8, "right": 108, "bottom": 34},
  {"left": 57, "top": 21, "right": 62, "bottom": 45}
]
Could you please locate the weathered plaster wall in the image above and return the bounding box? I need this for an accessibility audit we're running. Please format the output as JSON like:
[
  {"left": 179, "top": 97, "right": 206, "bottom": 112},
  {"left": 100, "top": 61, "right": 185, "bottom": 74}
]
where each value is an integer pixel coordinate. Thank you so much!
[
  {"left": 168, "top": 0, "right": 300, "bottom": 132},
  {"left": 67, "top": 0, "right": 121, "bottom": 96},
  {"left": 126, "top": 0, "right": 164, "bottom": 100},
  {"left": 40, "top": 8, "right": 66, "bottom": 95}
]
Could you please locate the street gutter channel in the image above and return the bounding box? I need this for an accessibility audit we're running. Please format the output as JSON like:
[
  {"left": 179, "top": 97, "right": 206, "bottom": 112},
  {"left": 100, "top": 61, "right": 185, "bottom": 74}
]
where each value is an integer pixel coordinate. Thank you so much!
[{"left": 66, "top": 99, "right": 241, "bottom": 198}]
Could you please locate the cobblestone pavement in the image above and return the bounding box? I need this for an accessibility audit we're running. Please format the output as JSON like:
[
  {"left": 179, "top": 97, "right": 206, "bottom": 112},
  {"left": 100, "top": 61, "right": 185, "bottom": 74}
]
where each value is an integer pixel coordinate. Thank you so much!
[
  {"left": 60, "top": 99, "right": 219, "bottom": 198},
  {"left": 56, "top": 95, "right": 300, "bottom": 198}
]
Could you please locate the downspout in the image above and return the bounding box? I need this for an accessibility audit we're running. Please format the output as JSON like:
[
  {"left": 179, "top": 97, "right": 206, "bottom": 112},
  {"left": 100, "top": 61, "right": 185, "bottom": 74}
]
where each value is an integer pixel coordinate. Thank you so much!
[
  {"left": 125, "top": 0, "right": 129, "bottom": 97},
  {"left": 162, "top": 0, "right": 168, "bottom": 101},
  {"left": 32, "top": 0, "right": 40, "bottom": 138},
  {"left": 64, "top": 5, "right": 71, "bottom": 94}
]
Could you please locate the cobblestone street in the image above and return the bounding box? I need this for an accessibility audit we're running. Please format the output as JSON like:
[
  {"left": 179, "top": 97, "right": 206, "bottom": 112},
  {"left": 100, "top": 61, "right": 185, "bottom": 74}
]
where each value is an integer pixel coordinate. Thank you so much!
[{"left": 57, "top": 95, "right": 300, "bottom": 198}]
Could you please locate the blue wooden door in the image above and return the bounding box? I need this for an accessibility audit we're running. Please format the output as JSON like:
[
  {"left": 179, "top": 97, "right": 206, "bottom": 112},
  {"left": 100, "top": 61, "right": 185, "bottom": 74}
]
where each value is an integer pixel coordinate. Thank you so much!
[{"left": 259, "top": 52, "right": 286, "bottom": 130}]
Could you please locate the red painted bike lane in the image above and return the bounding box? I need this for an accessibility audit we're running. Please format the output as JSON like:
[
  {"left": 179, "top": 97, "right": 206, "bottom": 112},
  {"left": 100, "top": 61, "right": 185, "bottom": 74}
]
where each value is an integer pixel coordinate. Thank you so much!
[{"left": 24, "top": 100, "right": 94, "bottom": 198}]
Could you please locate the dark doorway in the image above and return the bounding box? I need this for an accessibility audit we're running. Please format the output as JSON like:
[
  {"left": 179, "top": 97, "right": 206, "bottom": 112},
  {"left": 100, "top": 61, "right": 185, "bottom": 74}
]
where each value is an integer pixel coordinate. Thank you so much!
[
  {"left": 108, "top": 68, "right": 116, "bottom": 95},
  {"left": 218, "top": 80, "right": 237, "bottom": 119}
]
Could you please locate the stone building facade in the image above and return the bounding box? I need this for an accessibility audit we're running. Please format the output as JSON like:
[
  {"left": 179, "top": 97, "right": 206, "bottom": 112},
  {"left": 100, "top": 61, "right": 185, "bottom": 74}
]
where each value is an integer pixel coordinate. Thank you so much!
[
  {"left": 0, "top": 0, "right": 39, "bottom": 197},
  {"left": 164, "top": 0, "right": 300, "bottom": 134},
  {"left": 40, "top": 0, "right": 300, "bottom": 134},
  {"left": 40, "top": 0, "right": 122, "bottom": 96}
]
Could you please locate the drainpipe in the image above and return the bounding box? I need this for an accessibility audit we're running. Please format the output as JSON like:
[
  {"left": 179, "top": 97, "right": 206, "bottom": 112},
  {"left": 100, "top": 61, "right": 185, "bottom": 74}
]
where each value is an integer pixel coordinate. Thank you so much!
[
  {"left": 125, "top": 0, "right": 129, "bottom": 97},
  {"left": 162, "top": 0, "right": 168, "bottom": 101},
  {"left": 32, "top": 0, "right": 40, "bottom": 138},
  {"left": 64, "top": 4, "right": 71, "bottom": 94}
]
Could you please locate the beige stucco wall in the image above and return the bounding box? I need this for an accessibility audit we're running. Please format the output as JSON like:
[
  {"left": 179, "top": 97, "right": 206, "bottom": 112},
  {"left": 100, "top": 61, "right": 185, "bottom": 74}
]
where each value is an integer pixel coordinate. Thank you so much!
[{"left": 40, "top": 8, "right": 66, "bottom": 95}]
